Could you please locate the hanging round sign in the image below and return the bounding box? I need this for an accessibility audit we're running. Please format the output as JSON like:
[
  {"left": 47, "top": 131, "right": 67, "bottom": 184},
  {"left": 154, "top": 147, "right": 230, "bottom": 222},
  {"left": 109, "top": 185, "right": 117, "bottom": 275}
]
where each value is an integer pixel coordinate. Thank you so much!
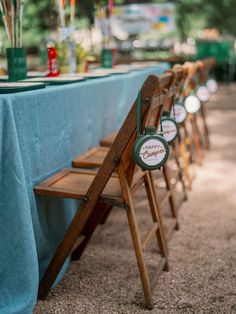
[
  {"left": 132, "top": 90, "right": 169, "bottom": 170},
  {"left": 132, "top": 126, "right": 169, "bottom": 171},
  {"left": 196, "top": 85, "right": 210, "bottom": 102},
  {"left": 184, "top": 94, "right": 201, "bottom": 113},
  {"left": 160, "top": 113, "right": 179, "bottom": 144},
  {"left": 206, "top": 79, "right": 218, "bottom": 94},
  {"left": 171, "top": 102, "right": 188, "bottom": 124}
]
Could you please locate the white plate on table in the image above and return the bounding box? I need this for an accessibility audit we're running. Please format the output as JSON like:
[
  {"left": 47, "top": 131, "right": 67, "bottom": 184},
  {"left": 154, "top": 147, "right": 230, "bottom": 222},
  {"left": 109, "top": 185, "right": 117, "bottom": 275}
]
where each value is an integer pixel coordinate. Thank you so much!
[
  {"left": 22, "top": 76, "right": 85, "bottom": 85},
  {"left": 0, "top": 82, "right": 46, "bottom": 93},
  {"left": 92, "top": 68, "right": 130, "bottom": 75},
  {"left": 60, "top": 73, "right": 110, "bottom": 79}
]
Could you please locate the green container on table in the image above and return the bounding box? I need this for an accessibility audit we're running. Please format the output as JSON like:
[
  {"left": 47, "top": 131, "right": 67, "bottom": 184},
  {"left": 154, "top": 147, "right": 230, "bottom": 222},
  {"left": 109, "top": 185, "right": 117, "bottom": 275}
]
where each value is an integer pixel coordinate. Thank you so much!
[
  {"left": 101, "top": 48, "right": 113, "bottom": 69},
  {"left": 6, "top": 48, "right": 27, "bottom": 81},
  {"left": 196, "top": 40, "right": 234, "bottom": 64}
]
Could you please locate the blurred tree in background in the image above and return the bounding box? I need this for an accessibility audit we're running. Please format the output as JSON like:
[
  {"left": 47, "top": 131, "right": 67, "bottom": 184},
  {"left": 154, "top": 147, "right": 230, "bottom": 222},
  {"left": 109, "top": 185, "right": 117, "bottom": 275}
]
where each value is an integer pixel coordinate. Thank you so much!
[
  {"left": 173, "top": 0, "right": 236, "bottom": 39},
  {"left": 1, "top": 0, "right": 235, "bottom": 49},
  {"left": 23, "top": 0, "right": 57, "bottom": 48},
  {"left": 203, "top": 0, "right": 236, "bottom": 35}
]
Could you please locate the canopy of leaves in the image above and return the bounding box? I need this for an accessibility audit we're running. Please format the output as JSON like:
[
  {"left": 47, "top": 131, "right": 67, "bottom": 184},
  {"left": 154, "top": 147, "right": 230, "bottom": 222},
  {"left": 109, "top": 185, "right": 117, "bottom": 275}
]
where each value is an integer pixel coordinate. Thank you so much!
[{"left": 1, "top": 0, "right": 235, "bottom": 48}]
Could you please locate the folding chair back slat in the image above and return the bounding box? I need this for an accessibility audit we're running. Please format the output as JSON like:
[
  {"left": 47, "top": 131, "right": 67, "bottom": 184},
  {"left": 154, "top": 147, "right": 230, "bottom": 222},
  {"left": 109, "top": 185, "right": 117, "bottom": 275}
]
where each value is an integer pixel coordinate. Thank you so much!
[{"left": 121, "top": 73, "right": 174, "bottom": 186}]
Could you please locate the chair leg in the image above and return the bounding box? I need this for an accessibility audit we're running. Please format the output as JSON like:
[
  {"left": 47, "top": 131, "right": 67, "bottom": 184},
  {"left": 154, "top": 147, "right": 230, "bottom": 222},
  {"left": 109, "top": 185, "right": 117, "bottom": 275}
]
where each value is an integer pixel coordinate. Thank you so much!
[
  {"left": 171, "top": 141, "right": 188, "bottom": 201},
  {"left": 147, "top": 171, "right": 170, "bottom": 256},
  {"left": 162, "top": 164, "right": 179, "bottom": 230},
  {"left": 191, "top": 115, "right": 204, "bottom": 165},
  {"left": 182, "top": 124, "right": 191, "bottom": 150},
  {"left": 178, "top": 129, "right": 193, "bottom": 190},
  {"left": 144, "top": 172, "right": 169, "bottom": 267},
  {"left": 183, "top": 123, "right": 194, "bottom": 164},
  {"left": 125, "top": 191, "right": 154, "bottom": 309},
  {"left": 200, "top": 104, "right": 210, "bottom": 150},
  {"left": 117, "top": 164, "right": 154, "bottom": 309},
  {"left": 99, "top": 204, "right": 113, "bottom": 225},
  {"left": 71, "top": 202, "right": 112, "bottom": 261},
  {"left": 38, "top": 201, "right": 97, "bottom": 300}
]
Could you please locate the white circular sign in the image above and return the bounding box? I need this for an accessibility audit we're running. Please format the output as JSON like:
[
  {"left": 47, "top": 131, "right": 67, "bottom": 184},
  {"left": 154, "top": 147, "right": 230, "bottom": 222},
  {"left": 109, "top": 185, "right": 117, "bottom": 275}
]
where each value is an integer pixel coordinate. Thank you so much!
[
  {"left": 139, "top": 139, "right": 167, "bottom": 167},
  {"left": 161, "top": 119, "right": 178, "bottom": 143},
  {"left": 206, "top": 79, "right": 218, "bottom": 93},
  {"left": 184, "top": 95, "right": 201, "bottom": 113},
  {"left": 196, "top": 85, "right": 210, "bottom": 102},
  {"left": 172, "top": 103, "right": 188, "bottom": 124}
]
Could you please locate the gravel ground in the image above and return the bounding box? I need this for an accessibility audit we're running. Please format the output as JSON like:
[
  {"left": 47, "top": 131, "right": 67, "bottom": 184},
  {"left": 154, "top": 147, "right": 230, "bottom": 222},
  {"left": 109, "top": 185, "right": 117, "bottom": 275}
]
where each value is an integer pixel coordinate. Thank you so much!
[{"left": 34, "top": 84, "right": 236, "bottom": 314}]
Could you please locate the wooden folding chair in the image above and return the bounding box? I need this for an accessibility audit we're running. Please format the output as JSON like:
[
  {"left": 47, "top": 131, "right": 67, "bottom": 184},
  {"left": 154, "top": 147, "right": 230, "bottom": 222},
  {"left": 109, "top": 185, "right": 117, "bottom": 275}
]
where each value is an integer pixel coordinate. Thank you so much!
[
  {"left": 185, "top": 59, "right": 212, "bottom": 163},
  {"left": 171, "top": 63, "right": 196, "bottom": 189},
  {"left": 72, "top": 70, "right": 181, "bottom": 241},
  {"left": 162, "top": 67, "right": 188, "bottom": 201},
  {"left": 196, "top": 59, "right": 214, "bottom": 150},
  {"left": 34, "top": 74, "right": 173, "bottom": 309},
  {"left": 183, "top": 61, "right": 204, "bottom": 166}
]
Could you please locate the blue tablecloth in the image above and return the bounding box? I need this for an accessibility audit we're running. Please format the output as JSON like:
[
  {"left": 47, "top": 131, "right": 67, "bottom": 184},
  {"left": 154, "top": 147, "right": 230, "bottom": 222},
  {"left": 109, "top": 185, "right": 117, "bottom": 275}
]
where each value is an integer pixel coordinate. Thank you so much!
[{"left": 0, "top": 63, "right": 169, "bottom": 314}]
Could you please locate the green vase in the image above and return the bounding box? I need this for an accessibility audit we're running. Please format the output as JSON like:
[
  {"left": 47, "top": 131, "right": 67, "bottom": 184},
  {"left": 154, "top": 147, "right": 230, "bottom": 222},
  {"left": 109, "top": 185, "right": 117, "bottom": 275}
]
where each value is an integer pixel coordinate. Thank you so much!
[
  {"left": 101, "top": 48, "right": 113, "bottom": 69},
  {"left": 7, "top": 48, "right": 27, "bottom": 81}
]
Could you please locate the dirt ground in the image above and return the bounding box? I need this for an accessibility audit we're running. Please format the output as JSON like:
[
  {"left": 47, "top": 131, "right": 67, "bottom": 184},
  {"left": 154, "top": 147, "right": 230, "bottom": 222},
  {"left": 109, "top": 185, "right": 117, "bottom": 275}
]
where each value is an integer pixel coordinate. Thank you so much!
[{"left": 34, "top": 84, "right": 236, "bottom": 314}]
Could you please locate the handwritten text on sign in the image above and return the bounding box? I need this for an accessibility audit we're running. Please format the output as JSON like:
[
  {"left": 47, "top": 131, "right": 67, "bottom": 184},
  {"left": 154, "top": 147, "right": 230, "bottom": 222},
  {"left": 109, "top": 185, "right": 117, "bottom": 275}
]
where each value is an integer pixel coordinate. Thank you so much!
[
  {"left": 162, "top": 120, "right": 178, "bottom": 143},
  {"left": 172, "top": 103, "right": 187, "bottom": 123},
  {"left": 139, "top": 139, "right": 167, "bottom": 167}
]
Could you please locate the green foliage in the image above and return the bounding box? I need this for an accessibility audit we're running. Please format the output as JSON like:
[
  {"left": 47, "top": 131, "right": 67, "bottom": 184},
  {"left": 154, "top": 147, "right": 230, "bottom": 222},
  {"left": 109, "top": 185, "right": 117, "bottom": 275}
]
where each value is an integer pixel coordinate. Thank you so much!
[
  {"left": 204, "top": 0, "right": 236, "bottom": 36},
  {"left": 1, "top": 0, "right": 235, "bottom": 50},
  {"left": 23, "top": 0, "right": 57, "bottom": 47},
  {"left": 173, "top": 0, "right": 236, "bottom": 38}
]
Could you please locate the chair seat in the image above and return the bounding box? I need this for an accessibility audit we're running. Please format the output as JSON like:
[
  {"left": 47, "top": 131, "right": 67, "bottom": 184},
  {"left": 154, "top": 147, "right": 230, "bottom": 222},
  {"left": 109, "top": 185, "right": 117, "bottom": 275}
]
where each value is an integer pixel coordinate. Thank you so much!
[
  {"left": 100, "top": 132, "right": 117, "bottom": 147},
  {"left": 73, "top": 146, "right": 183, "bottom": 193},
  {"left": 73, "top": 147, "right": 109, "bottom": 168},
  {"left": 34, "top": 168, "right": 123, "bottom": 205},
  {"left": 72, "top": 147, "right": 147, "bottom": 191}
]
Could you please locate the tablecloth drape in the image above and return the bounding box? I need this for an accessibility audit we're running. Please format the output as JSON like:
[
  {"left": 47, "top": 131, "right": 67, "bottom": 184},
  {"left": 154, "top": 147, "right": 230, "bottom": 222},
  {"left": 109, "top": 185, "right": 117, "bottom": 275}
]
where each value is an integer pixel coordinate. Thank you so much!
[{"left": 0, "top": 63, "right": 169, "bottom": 313}]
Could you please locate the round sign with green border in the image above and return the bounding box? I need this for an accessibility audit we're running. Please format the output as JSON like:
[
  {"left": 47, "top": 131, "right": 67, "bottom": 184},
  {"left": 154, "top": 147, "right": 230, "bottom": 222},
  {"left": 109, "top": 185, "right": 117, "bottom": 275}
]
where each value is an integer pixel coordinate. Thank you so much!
[
  {"left": 196, "top": 85, "right": 210, "bottom": 102},
  {"left": 132, "top": 127, "right": 169, "bottom": 171},
  {"left": 184, "top": 94, "right": 201, "bottom": 113},
  {"left": 206, "top": 79, "right": 218, "bottom": 94},
  {"left": 171, "top": 102, "right": 188, "bottom": 124},
  {"left": 160, "top": 115, "right": 179, "bottom": 144}
]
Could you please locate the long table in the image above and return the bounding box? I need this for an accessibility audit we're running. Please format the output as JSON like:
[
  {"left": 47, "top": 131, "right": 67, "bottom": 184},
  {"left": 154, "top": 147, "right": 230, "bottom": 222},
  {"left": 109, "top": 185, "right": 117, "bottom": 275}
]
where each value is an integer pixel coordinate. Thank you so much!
[{"left": 0, "top": 63, "right": 169, "bottom": 313}]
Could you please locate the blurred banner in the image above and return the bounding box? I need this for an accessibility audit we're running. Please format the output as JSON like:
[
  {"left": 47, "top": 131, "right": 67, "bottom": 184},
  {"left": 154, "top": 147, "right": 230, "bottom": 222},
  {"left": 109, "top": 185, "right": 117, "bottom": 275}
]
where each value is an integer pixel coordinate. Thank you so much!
[{"left": 111, "top": 3, "right": 176, "bottom": 38}]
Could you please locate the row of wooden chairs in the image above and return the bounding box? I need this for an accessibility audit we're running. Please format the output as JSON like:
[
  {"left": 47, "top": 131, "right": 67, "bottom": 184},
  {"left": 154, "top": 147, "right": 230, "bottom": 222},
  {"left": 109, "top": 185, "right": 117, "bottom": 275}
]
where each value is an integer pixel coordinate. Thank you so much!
[
  {"left": 34, "top": 59, "right": 214, "bottom": 309},
  {"left": 169, "top": 58, "right": 215, "bottom": 191}
]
